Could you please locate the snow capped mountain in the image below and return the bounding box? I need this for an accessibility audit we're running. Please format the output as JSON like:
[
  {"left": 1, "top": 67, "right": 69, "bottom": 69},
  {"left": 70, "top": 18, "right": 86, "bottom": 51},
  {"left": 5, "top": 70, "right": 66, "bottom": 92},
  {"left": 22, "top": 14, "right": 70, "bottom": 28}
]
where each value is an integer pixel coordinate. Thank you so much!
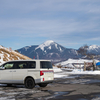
[
  {"left": 88, "top": 45, "right": 100, "bottom": 50},
  {"left": 17, "top": 40, "right": 80, "bottom": 62},
  {"left": 35, "top": 40, "right": 64, "bottom": 53},
  {"left": 88, "top": 45, "right": 100, "bottom": 51},
  {"left": 86, "top": 45, "right": 100, "bottom": 55},
  {"left": 77, "top": 44, "right": 100, "bottom": 59}
]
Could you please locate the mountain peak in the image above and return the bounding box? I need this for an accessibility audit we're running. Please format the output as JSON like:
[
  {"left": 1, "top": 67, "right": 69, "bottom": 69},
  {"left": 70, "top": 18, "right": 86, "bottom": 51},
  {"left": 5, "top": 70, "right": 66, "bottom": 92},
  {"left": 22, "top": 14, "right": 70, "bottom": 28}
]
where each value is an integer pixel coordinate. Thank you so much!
[
  {"left": 89, "top": 45, "right": 100, "bottom": 50},
  {"left": 43, "top": 40, "right": 54, "bottom": 46},
  {"left": 86, "top": 45, "right": 100, "bottom": 55},
  {"left": 35, "top": 40, "right": 54, "bottom": 51}
]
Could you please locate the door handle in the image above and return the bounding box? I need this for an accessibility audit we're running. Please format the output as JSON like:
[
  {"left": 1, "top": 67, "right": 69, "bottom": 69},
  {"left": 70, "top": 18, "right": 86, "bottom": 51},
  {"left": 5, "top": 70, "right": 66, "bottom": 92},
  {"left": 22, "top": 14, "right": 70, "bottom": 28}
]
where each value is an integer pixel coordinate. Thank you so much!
[
  {"left": 9, "top": 71, "right": 12, "bottom": 72},
  {"left": 13, "top": 71, "right": 16, "bottom": 72}
]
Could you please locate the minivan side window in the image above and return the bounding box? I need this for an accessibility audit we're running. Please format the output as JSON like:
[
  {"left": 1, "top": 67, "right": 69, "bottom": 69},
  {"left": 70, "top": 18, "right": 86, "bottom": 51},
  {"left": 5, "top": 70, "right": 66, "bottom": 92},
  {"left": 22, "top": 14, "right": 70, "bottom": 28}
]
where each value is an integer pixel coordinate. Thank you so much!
[
  {"left": 40, "top": 61, "right": 52, "bottom": 69},
  {"left": 4, "top": 63, "right": 14, "bottom": 69},
  {"left": 14, "top": 62, "right": 27, "bottom": 69},
  {"left": 28, "top": 61, "right": 36, "bottom": 69},
  {"left": 14, "top": 61, "right": 36, "bottom": 69}
]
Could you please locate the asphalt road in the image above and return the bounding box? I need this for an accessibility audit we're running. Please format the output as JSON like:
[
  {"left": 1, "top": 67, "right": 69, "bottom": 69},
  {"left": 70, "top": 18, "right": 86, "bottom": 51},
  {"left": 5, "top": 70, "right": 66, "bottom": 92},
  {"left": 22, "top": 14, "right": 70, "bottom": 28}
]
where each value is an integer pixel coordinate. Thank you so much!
[{"left": 0, "top": 75, "right": 100, "bottom": 100}]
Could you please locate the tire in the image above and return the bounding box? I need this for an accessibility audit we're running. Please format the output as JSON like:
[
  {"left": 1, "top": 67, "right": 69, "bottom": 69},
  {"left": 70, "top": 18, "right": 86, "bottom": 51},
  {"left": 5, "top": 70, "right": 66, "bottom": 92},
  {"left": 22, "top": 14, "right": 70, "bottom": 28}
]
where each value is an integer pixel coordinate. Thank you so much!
[
  {"left": 25, "top": 78, "right": 35, "bottom": 89},
  {"left": 39, "top": 83, "right": 48, "bottom": 87},
  {"left": 7, "top": 84, "right": 12, "bottom": 87}
]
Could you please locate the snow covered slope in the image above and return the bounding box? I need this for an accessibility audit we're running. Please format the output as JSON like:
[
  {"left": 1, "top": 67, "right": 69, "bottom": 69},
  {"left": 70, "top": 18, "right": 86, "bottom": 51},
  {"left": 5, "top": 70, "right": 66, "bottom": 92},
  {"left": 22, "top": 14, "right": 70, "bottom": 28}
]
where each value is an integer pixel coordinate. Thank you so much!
[
  {"left": 35, "top": 40, "right": 54, "bottom": 51},
  {"left": 0, "top": 45, "right": 31, "bottom": 65},
  {"left": 87, "top": 45, "right": 100, "bottom": 55}
]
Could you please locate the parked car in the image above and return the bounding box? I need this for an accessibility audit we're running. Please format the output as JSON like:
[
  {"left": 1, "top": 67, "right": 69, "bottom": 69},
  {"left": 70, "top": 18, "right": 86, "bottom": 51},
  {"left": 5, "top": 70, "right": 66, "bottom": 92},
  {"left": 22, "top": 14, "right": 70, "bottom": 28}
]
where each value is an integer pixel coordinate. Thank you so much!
[{"left": 0, "top": 60, "right": 54, "bottom": 89}]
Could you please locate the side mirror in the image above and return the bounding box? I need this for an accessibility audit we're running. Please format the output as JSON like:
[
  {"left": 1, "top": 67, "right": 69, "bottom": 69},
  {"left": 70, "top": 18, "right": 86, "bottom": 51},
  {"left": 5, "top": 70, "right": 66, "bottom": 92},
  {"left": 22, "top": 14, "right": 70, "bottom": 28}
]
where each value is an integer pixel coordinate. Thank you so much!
[
  {"left": 2, "top": 67, "right": 5, "bottom": 69},
  {"left": 0, "top": 67, "right": 5, "bottom": 70}
]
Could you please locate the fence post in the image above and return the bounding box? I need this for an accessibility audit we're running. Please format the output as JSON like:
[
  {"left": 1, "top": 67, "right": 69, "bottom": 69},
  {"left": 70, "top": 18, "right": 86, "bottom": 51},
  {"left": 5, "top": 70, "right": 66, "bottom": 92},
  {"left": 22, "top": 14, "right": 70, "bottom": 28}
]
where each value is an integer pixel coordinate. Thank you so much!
[
  {"left": 93, "top": 59, "right": 96, "bottom": 71},
  {"left": 84, "top": 61, "right": 86, "bottom": 71}
]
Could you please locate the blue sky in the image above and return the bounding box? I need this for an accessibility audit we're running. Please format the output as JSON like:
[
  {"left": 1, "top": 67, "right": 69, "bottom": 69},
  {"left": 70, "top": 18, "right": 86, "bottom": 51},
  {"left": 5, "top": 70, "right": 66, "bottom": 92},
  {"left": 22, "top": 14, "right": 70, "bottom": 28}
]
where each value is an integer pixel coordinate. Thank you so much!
[{"left": 0, "top": 0, "right": 100, "bottom": 50}]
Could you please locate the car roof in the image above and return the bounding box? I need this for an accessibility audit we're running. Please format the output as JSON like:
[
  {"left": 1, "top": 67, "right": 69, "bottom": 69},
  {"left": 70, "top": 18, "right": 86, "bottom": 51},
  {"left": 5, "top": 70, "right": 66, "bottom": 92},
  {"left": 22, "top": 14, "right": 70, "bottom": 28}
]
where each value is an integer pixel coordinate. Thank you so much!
[{"left": 5, "top": 59, "right": 51, "bottom": 63}]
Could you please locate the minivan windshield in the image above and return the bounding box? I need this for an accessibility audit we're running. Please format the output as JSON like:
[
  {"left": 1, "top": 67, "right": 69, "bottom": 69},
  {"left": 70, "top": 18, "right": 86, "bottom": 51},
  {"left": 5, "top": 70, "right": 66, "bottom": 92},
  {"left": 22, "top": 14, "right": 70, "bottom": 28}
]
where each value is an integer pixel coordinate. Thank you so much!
[{"left": 40, "top": 61, "right": 52, "bottom": 69}]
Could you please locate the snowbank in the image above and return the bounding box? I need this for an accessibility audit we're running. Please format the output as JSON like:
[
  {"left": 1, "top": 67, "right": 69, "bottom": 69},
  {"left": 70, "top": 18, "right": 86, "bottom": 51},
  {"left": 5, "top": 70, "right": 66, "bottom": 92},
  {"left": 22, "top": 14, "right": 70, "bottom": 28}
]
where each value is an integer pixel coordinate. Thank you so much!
[
  {"left": 53, "top": 67, "right": 100, "bottom": 79},
  {"left": 71, "top": 69, "right": 100, "bottom": 75},
  {"left": 53, "top": 67, "right": 62, "bottom": 72},
  {"left": 56, "top": 58, "right": 99, "bottom": 66}
]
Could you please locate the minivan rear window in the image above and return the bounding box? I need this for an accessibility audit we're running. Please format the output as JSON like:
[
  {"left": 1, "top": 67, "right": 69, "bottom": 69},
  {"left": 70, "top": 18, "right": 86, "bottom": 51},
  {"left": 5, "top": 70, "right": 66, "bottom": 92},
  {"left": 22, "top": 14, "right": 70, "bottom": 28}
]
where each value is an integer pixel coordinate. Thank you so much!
[
  {"left": 28, "top": 61, "right": 36, "bottom": 69},
  {"left": 40, "top": 61, "right": 52, "bottom": 69}
]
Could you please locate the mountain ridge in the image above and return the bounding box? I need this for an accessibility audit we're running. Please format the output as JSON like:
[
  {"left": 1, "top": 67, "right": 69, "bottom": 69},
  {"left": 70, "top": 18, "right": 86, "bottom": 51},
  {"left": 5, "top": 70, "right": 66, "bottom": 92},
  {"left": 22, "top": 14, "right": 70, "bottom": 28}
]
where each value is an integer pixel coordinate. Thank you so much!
[{"left": 17, "top": 40, "right": 100, "bottom": 62}]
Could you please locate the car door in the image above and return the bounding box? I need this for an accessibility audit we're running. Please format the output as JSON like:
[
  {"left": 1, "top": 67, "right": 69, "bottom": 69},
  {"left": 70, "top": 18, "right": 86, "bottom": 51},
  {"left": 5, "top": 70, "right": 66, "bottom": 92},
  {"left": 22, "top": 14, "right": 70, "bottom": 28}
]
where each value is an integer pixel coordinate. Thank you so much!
[
  {"left": 12, "top": 62, "right": 28, "bottom": 84},
  {"left": 0, "top": 62, "right": 14, "bottom": 83}
]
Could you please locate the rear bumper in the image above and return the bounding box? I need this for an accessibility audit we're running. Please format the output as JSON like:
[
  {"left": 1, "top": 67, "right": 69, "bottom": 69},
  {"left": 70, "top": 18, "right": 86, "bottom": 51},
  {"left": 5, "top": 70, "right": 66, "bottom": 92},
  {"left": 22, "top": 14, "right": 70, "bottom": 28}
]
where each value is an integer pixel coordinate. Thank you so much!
[{"left": 36, "top": 80, "right": 53, "bottom": 84}]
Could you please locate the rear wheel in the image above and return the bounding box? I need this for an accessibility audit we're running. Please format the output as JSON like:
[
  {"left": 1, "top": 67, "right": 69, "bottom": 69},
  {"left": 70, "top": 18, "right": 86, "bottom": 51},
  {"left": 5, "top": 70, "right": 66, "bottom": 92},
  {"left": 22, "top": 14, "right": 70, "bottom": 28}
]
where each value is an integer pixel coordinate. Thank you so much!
[
  {"left": 38, "top": 83, "right": 48, "bottom": 87},
  {"left": 25, "top": 78, "right": 35, "bottom": 89}
]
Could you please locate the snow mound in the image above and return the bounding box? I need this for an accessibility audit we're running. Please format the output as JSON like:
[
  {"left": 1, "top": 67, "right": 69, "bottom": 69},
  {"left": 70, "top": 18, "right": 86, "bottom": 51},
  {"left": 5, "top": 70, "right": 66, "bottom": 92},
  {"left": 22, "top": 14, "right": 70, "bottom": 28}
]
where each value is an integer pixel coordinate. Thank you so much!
[{"left": 53, "top": 67, "right": 62, "bottom": 72}]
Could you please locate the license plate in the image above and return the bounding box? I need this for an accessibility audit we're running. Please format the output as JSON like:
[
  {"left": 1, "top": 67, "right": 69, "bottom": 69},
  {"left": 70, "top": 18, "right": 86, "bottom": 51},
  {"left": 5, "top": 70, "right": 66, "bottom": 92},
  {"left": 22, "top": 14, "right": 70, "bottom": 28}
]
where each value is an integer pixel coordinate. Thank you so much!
[{"left": 48, "top": 77, "right": 51, "bottom": 80}]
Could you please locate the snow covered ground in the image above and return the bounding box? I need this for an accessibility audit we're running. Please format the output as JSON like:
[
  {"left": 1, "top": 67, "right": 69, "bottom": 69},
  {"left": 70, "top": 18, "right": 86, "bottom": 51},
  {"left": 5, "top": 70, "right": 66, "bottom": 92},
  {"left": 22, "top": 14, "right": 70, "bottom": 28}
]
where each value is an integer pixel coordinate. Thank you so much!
[
  {"left": 53, "top": 67, "right": 100, "bottom": 100},
  {"left": 54, "top": 58, "right": 100, "bottom": 78},
  {"left": 54, "top": 67, "right": 100, "bottom": 78},
  {"left": 56, "top": 58, "right": 99, "bottom": 66}
]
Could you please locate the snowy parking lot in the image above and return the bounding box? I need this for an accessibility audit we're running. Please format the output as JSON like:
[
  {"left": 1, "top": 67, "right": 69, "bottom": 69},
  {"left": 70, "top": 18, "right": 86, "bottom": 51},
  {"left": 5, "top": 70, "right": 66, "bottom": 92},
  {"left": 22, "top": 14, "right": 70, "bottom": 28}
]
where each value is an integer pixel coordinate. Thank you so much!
[{"left": 0, "top": 68, "right": 100, "bottom": 100}]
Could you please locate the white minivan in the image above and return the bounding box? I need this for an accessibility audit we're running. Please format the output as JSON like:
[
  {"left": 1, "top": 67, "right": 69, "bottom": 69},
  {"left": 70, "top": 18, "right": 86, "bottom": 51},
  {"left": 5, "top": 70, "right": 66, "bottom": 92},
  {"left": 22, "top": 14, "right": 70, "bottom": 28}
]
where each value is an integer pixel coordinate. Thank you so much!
[{"left": 0, "top": 60, "right": 54, "bottom": 89}]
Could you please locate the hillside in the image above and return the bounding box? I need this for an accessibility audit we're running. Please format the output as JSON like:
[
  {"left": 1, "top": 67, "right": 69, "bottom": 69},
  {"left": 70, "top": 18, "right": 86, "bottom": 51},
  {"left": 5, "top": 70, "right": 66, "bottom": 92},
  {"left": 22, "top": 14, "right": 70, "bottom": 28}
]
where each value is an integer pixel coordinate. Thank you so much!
[{"left": 0, "top": 45, "right": 31, "bottom": 65}]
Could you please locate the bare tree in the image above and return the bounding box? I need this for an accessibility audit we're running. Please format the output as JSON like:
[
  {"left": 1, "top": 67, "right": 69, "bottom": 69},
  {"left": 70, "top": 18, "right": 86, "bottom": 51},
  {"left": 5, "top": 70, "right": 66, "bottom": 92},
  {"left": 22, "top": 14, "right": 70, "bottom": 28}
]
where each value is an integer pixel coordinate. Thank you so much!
[{"left": 77, "top": 44, "right": 88, "bottom": 56}]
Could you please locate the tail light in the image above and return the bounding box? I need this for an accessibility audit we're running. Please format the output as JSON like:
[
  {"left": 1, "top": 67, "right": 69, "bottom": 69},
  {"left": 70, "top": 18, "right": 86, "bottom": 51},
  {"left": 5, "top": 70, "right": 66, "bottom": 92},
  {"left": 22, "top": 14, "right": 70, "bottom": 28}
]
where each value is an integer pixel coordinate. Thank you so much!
[
  {"left": 40, "top": 71, "right": 44, "bottom": 76},
  {"left": 40, "top": 70, "right": 54, "bottom": 76}
]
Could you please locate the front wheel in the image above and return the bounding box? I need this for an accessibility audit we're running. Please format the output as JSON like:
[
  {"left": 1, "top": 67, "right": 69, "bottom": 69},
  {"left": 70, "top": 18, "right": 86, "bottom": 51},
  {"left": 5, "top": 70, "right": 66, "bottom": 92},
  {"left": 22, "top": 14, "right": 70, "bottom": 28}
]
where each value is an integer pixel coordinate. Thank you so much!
[
  {"left": 38, "top": 83, "right": 48, "bottom": 87},
  {"left": 7, "top": 84, "right": 12, "bottom": 87},
  {"left": 25, "top": 78, "right": 35, "bottom": 89}
]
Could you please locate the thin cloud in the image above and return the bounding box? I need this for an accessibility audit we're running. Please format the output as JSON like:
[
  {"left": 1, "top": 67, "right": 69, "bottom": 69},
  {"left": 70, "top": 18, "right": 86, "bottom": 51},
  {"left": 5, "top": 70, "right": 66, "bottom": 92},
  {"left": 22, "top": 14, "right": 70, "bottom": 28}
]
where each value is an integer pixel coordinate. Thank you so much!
[
  {"left": 0, "top": 0, "right": 100, "bottom": 49},
  {"left": 88, "top": 37, "right": 100, "bottom": 41}
]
